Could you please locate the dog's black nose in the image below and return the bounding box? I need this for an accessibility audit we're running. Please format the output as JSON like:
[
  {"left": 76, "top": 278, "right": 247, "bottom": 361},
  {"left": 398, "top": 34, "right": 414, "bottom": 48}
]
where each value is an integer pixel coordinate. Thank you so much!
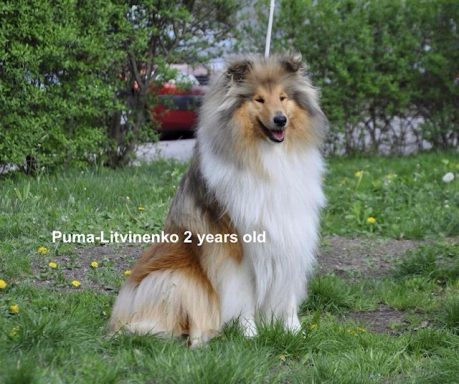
[{"left": 273, "top": 114, "right": 287, "bottom": 127}]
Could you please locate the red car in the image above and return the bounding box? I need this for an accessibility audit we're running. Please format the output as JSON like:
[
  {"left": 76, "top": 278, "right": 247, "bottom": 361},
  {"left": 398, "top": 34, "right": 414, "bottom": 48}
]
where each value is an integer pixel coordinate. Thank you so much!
[{"left": 151, "top": 71, "right": 207, "bottom": 133}]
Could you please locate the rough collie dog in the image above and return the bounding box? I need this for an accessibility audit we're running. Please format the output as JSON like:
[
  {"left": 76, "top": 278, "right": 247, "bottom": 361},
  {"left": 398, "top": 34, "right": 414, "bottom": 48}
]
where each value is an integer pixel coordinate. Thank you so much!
[{"left": 109, "top": 54, "right": 327, "bottom": 346}]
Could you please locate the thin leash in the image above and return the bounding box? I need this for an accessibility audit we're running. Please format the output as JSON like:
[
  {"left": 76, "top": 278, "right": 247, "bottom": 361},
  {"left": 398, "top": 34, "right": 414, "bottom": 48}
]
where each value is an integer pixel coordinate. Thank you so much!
[{"left": 264, "top": 0, "right": 275, "bottom": 58}]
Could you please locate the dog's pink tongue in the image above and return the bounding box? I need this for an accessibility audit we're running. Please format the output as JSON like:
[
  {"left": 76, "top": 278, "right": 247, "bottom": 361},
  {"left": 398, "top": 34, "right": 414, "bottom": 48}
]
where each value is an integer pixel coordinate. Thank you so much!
[{"left": 272, "top": 130, "right": 285, "bottom": 141}]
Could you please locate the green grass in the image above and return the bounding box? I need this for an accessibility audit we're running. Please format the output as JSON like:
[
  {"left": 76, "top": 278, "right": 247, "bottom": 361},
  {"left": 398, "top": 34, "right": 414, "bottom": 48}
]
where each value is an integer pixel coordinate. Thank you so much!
[
  {"left": 394, "top": 242, "right": 459, "bottom": 283},
  {"left": 1, "top": 152, "right": 458, "bottom": 383},
  {"left": 323, "top": 153, "right": 459, "bottom": 238}
]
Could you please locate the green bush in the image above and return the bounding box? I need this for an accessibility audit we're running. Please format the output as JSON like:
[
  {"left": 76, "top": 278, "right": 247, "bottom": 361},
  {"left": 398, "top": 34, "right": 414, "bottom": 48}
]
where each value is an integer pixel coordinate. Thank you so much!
[
  {"left": 0, "top": 0, "right": 119, "bottom": 172},
  {"left": 249, "top": 0, "right": 459, "bottom": 154},
  {"left": 2, "top": 0, "right": 456, "bottom": 169},
  {"left": 0, "top": 0, "right": 240, "bottom": 172}
]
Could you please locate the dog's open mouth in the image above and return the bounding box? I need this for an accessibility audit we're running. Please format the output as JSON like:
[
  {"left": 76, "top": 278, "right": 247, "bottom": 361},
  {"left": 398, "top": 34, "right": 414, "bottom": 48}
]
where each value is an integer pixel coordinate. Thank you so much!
[{"left": 257, "top": 119, "right": 286, "bottom": 143}]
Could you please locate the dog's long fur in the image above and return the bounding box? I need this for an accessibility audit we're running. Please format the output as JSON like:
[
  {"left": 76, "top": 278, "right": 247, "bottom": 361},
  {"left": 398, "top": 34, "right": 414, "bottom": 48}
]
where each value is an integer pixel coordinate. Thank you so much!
[{"left": 109, "top": 54, "right": 327, "bottom": 346}]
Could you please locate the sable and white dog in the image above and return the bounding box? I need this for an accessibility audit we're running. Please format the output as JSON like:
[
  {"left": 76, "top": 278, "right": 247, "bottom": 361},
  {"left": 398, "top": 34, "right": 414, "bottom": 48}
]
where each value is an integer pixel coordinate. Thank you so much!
[{"left": 109, "top": 54, "right": 327, "bottom": 346}]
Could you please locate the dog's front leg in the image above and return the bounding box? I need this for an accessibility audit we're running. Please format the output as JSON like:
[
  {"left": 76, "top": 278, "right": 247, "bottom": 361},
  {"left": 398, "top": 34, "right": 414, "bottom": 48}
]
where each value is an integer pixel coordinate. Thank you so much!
[
  {"left": 283, "top": 302, "right": 302, "bottom": 333},
  {"left": 215, "top": 257, "right": 257, "bottom": 337},
  {"left": 262, "top": 292, "right": 302, "bottom": 333},
  {"left": 279, "top": 293, "right": 303, "bottom": 333}
]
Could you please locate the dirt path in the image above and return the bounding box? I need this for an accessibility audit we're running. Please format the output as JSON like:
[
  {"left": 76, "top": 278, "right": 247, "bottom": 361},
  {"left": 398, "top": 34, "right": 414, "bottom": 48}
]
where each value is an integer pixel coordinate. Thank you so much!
[
  {"left": 135, "top": 139, "right": 195, "bottom": 163},
  {"left": 31, "top": 236, "right": 431, "bottom": 334},
  {"left": 34, "top": 235, "right": 422, "bottom": 284},
  {"left": 318, "top": 235, "right": 420, "bottom": 278},
  {"left": 32, "top": 235, "right": 425, "bottom": 293}
]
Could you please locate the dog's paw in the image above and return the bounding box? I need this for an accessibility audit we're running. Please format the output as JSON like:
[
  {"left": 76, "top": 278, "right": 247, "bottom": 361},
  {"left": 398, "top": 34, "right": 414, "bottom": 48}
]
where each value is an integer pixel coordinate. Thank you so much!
[
  {"left": 189, "top": 335, "right": 208, "bottom": 348},
  {"left": 188, "top": 333, "right": 211, "bottom": 348},
  {"left": 284, "top": 316, "right": 301, "bottom": 333},
  {"left": 188, "top": 329, "right": 219, "bottom": 348},
  {"left": 241, "top": 318, "right": 257, "bottom": 337}
]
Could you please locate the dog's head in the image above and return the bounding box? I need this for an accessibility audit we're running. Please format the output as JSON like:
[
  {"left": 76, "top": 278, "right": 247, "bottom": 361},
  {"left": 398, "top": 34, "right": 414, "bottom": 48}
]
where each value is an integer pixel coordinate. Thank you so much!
[{"left": 220, "top": 54, "right": 326, "bottom": 147}]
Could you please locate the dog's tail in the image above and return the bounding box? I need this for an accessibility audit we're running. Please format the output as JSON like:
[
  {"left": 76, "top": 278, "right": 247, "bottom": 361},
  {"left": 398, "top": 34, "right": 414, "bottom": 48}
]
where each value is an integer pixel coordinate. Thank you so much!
[{"left": 108, "top": 242, "right": 220, "bottom": 346}]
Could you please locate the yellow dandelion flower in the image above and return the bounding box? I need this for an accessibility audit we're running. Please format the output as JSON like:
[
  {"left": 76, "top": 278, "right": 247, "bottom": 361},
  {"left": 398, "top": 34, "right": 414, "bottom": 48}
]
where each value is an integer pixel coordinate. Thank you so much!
[
  {"left": 90, "top": 261, "right": 99, "bottom": 269},
  {"left": 308, "top": 323, "right": 318, "bottom": 330},
  {"left": 354, "top": 170, "right": 364, "bottom": 178},
  {"left": 367, "top": 216, "right": 377, "bottom": 224},
  {"left": 48, "top": 261, "right": 58, "bottom": 269},
  {"left": 37, "top": 246, "right": 49, "bottom": 255},
  {"left": 0, "top": 279, "right": 7, "bottom": 289},
  {"left": 138, "top": 206, "right": 145, "bottom": 212},
  {"left": 9, "top": 304, "right": 19, "bottom": 314},
  {"left": 124, "top": 270, "right": 132, "bottom": 277},
  {"left": 71, "top": 280, "right": 81, "bottom": 288}
]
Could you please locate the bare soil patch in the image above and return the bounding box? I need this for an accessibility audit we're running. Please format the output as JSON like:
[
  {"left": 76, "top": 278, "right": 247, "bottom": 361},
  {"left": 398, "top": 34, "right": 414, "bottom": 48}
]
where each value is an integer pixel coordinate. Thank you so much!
[
  {"left": 32, "top": 236, "right": 420, "bottom": 291},
  {"left": 318, "top": 235, "right": 420, "bottom": 278},
  {"left": 31, "top": 244, "right": 142, "bottom": 292},
  {"left": 342, "top": 305, "right": 409, "bottom": 334},
  {"left": 30, "top": 236, "right": 430, "bottom": 333}
]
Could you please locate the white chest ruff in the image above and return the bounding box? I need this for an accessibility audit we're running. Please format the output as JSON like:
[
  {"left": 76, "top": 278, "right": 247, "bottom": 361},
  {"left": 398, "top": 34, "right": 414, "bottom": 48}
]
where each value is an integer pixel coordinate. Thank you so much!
[{"left": 200, "top": 143, "right": 325, "bottom": 305}]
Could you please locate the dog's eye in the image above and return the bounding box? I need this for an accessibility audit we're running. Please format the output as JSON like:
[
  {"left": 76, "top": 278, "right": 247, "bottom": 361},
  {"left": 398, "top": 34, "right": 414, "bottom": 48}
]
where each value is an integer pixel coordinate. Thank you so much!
[
  {"left": 255, "top": 97, "right": 265, "bottom": 103},
  {"left": 280, "top": 96, "right": 287, "bottom": 101}
]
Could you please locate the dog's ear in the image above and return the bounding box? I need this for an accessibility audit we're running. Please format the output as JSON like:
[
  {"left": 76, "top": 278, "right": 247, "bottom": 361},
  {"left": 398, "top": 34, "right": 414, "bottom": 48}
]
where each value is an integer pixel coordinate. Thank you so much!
[
  {"left": 226, "top": 59, "right": 253, "bottom": 83},
  {"left": 280, "top": 53, "right": 304, "bottom": 73}
]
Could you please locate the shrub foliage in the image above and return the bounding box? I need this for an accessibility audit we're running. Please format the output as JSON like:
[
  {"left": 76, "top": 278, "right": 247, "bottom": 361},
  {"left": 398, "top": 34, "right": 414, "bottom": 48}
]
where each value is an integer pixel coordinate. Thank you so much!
[
  {"left": 1, "top": 0, "right": 457, "bottom": 172},
  {"left": 0, "top": 1, "right": 119, "bottom": 172},
  {"left": 0, "top": 0, "right": 239, "bottom": 171},
  {"left": 249, "top": 0, "right": 459, "bottom": 154}
]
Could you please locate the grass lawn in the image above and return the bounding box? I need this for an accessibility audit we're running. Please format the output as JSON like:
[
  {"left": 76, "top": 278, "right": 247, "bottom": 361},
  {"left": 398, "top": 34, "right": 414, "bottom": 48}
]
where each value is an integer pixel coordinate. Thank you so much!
[{"left": 1, "top": 152, "right": 458, "bottom": 383}]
